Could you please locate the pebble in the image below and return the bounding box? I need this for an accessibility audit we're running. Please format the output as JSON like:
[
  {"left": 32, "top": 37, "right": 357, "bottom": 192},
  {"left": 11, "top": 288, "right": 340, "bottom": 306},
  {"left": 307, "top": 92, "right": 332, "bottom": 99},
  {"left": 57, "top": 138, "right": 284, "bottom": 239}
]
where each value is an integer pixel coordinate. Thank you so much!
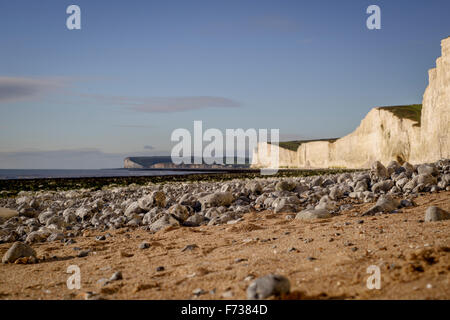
[
  {"left": 246, "top": 274, "right": 291, "bottom": 300},
  {"left": 138, "top": 242, "right": 150, "bottom": 249},
  {"left": 181, "top": 244, "right": 199, "bottom": 252},
  {"left": 110, "top": 271, "right": 123, "bottom": 281},
  {"left": 2, "top": 242, "right": 37, "bottom": 264},
  {"left": 77, "top": 250, "right": 90, "bottom": 258},
  {"left": 192, "top": 288, "right": 207, "bottom": 296},
  {"left": 424, "top": 206, "right": 450, "bottom": 222}
]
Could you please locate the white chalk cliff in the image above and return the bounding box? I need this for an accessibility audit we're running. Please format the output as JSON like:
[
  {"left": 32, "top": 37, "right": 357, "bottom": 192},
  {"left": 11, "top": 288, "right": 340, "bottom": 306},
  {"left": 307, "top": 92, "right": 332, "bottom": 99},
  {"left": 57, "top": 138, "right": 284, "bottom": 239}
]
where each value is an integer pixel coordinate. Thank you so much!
[{"left": 252, "top": 37, "right": 450, "bottom": 169}]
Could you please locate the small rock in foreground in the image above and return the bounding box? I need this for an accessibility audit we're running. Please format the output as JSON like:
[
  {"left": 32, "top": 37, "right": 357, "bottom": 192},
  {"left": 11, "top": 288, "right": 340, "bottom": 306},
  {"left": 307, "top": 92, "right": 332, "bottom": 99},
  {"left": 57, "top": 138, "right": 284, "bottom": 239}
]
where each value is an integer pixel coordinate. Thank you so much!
[
  {"left": 2, "top": 242, "right": 37, "bottom": 264},
  {"left": 424, "top": 206, "right": 450, "bottom": 222},
  {"left": 246, "top": 274, "right": 290, "bottom": 300}
]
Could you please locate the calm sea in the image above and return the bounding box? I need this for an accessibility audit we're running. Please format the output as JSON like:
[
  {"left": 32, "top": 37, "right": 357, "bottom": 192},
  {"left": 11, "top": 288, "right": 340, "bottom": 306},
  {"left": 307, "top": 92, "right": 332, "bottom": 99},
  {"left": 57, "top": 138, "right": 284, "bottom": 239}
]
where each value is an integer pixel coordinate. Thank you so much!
[{"left": 0, "top": 169, "right": 202, "bottom": 180}]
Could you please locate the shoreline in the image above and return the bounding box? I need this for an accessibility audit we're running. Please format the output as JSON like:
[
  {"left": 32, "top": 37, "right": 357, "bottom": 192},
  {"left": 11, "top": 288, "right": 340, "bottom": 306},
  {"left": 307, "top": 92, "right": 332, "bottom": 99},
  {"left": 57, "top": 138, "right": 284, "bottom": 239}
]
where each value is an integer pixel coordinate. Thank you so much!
[{"left": 0, "top": 168, "right": 357, "bottom": 198}]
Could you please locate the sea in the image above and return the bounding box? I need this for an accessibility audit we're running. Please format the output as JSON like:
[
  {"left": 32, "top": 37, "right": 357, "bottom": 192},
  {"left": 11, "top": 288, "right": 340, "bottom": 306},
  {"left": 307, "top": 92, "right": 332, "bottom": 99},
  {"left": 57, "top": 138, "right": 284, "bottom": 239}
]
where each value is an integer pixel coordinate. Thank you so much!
[{"left": 0, "top": 169, "right": 204, "bottom": 180}]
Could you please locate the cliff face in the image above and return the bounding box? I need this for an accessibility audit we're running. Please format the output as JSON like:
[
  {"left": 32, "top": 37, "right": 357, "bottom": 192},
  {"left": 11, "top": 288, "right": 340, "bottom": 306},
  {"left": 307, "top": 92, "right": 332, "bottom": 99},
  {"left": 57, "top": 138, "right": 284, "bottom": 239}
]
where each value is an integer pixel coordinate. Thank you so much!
[
  {"left": 411, "top": 37, "right": 450, "bottom": 163},
  {"left": 252, "top": 37, "right": 450, "bottom": 169}
]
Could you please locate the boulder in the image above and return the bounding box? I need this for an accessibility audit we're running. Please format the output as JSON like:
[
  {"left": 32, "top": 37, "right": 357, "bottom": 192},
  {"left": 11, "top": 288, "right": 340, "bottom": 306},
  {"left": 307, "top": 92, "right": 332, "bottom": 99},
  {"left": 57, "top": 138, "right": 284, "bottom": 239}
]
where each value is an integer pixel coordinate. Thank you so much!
[
  {"left": 2, "top": 242, "right": 37, "bottom": 263},
  {"left": 247, "top": 274, "right": 290, "bottom": 300},
  {"left": 424, "top": 206, "right": 450, "bottom": 222},
  {"left": 295, "top": 208, "right": 331, "bottom": 220}
]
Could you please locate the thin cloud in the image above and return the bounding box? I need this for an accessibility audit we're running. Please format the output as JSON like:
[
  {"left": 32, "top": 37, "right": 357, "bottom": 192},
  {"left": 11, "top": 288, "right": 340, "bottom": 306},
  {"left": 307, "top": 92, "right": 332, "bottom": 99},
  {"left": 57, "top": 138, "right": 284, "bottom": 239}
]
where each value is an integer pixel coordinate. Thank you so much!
[
  {"left": 143, "top": 145, "right": 155, "bottom": 150},
  {"left": 113, "top": 124, "right": 154, "bottom": 129},
  {"left": 130, "top": 96, "right": 241, "bottom": 113},
  {"left": 81, "top": 94, "right": 241, "bottom": 113},
  {"left": 251, "top": 15, "right": 300, "bottom": 32},
  {"left": 0, "top": 77, "right": 67, "bottom": 104}
]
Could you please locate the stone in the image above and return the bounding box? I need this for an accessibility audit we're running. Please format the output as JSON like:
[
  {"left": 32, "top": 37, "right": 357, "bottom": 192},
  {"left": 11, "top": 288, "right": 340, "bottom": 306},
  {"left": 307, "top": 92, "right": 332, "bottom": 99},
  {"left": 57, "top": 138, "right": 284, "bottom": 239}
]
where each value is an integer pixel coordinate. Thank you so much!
[
  {"left": 149, "top": 214, "right": 180, "bottom": 232},
  {"left": 75, "top": 207, "right": 93, "bottom": 221},
  {"left": 2, "top": 242, "right": 37, "bottom": 263},
  {"left": 184, "top": 213, "right": 205, "bottom": 226},
  {"left": 371, "top": 161, "right": 388, "bottom": 180},
  {"left": 138, "top": 191, "right": 166, "bottom": 210},
  {"left": 361, "top": 195, "right": 400, "bottom": 216},
  {"left": 199, "top": 192, "right": 234, "bottom": 208},
  {"left": 168, "top": 204, "right": 189, "bottom": 221},
  {"left": 124, "top": 202, "right": 144, "bottom": 217},
  {"left": 246, "top": 274, "right": 290, "bottom": 300},
  {"left": 246, "top": 182, "right": 262, "bottom": 194},
  {"left": 417, "top": 164, "right": 438, "bottom": 176},
  {"left": 47, "top": 233, "right": 64, "bottom": 242},
  {"left": 371, "top": 180, "right": 394, "bottom": 193},
  {"left": 424, "top": 206, "right": 450, "bottom": 222},
  {"left": 110, "top": 271, "right": 123, "bottom": 281},
  {"left": 416, "top": 174, "right": 437, "bottom": 186},
  {"left": 139, "top": 242, "right": 150, "bottom": 249},
  {"left": 275, "top": 181, "right": 296, "bottom": 192},
  {"left": 295, "top": 208, "right": 331, "bottom": 220},
  {"left": 181, "top": 244, "right": 199, "bottom": 252}
]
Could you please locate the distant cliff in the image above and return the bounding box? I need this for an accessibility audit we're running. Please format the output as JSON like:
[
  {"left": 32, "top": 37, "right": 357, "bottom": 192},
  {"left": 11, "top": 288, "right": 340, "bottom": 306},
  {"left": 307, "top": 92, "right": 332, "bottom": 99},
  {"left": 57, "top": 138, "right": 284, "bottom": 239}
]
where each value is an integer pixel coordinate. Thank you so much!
[
  {"left": 124, "top": 156, "right": 250, "bottom": 169},
  {"left": 252, "top": 37, "right": 450, "bottom": 169}
]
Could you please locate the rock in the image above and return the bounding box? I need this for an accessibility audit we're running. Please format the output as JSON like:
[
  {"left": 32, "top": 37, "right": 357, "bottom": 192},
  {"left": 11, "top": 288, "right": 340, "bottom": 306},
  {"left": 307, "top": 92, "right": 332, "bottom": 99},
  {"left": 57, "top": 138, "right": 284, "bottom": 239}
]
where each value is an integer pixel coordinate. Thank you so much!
[
  {"left": 275, "top": 181, "right": 296, "bottom": 192},
  {"left": 47, "top": 233, "right": 64, "bottom": 242},
  {"left": 168, "top": 204, "right": 189, "bottom": 221},
  {"left": 246, "top": 274, "right": 290, "bottom": 300},
  {"left": 26, "top": 231, "right": 48, "bottom": 243},
  {"left": 124, "top": 202, "right": 144, "bottom": 217},
  {"left": 315, "top": 196, "right": 336, "bottom": 211},
  {"left": 2, "top": 242, "right": 37, "bottom": 264},
  {"left": 149, "top": 214, "right": 180, "bottom": 232},
  {"left": 311, "top": 176, "right": 323, "bottom": 187},
  {"left": 246, "top": 182, "right": 262, "bottom": 194},
  {"left": 110, "top": 271, "right": 123, "bottom": 281},
  {"left": 417, "top": 164, "right": 438, "bottom": 176},
  {"left": 361, "top": 195, "right": 400, "bottom": 216},
  {"left": 38, "top": 210, "right": 55, "bottom": 224},
  {"left": 192, "top": 288, "right": 207, "bottom": 296},
  {"left": 78, "top": 250, "right": 90, "bottom": 258},
  {"left": 199, "top": 192, "right": 234, "bottom": 208},
  {"left": 371, "top": 180, "right": 394, "bottom": 193},
  {"left": 354, "top": 180, "right": 368, "bottom": 192},
  {"left": 329, "top": 186, "right": 343, "bottom": 200},
  {"left": 181, "top": 244, "right": 198, "bottom": 252},
  {"left": 138, "top": 242, "right": 150, "bottom": 249},
  {"left": 295, "top": 208, "right": 331, "bottom": 220},
  {"left": 425, "top": 206, "right": 450, "bottom": 222},
  {"left": 295, "top": 184, "right": 309, "bottom": 194},
  {"left": 400, "top": 199, "right": 414, "bottom": 207},
  {"left": 416, "top": 174, "right": 437, "bottom": 186},
  {"left": 370, "top": 161, "right": 388, "bottom": 180},
  {"left": 184, "top": 213, "right": 205, "bottom": 226},
  {"left": 75, "top": 207, "right": 93, "bottom": 221},
  {"left": 138, "top": 191, "right": 166, "bottom": 210},
  {"left": 273, "top": 199, "right": 297, "bottom": 213},
  {"left": 387, "top": 160, "right": 401, "bottom": 175}
]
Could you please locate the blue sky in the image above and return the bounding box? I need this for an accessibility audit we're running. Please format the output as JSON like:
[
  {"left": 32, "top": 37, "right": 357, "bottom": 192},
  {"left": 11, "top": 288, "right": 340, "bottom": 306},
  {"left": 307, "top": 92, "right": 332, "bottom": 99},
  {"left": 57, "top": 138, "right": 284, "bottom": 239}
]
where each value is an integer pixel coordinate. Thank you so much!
[{"left": 1, "top": 0, "right": 449, "bottom": 168}]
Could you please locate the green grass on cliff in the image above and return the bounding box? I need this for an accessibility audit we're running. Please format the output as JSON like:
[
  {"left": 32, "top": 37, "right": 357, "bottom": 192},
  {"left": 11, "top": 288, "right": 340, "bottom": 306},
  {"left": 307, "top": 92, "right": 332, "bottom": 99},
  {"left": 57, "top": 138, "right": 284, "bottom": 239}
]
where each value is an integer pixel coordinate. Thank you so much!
[
  {"left": 269, "top": 138, "right": 338, "bottom": 152},
  {"left": 377, "top": 104, "right": 422, "bottom": 126}
]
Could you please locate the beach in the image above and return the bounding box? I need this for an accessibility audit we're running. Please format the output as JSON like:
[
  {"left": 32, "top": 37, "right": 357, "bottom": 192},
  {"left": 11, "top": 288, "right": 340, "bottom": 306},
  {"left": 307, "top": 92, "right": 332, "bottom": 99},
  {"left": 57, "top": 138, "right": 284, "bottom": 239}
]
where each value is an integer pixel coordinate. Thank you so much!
[{"left": 0, "top": 160, "right": 449, "bottom": 300}]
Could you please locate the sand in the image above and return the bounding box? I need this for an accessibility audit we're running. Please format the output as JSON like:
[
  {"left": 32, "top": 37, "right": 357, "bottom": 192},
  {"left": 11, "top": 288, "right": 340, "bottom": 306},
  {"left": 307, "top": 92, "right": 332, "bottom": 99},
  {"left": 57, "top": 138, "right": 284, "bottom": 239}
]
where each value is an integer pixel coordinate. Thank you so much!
[{"left": 0, "top": 191, "right": 449, "bottom": 300}]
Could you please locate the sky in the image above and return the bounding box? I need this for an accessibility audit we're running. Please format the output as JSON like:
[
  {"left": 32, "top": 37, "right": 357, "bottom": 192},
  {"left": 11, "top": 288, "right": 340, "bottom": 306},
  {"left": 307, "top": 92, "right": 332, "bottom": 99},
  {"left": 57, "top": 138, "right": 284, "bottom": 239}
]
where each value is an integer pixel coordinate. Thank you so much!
[{"left": 1, "top": 0, "right": 449, "bottom": 169}]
